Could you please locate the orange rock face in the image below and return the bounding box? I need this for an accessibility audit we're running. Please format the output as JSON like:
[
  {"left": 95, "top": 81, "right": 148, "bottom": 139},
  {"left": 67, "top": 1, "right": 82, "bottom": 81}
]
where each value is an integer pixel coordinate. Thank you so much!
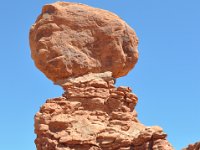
[
  {"left": 35, "top": 72, "right": 173, "bottom": 150},
  {"left": 31, "top": 2, "right": 173, "bottom": 150},
  {"left": 30, "top": 2, "right": 138, "bottom": 83}
]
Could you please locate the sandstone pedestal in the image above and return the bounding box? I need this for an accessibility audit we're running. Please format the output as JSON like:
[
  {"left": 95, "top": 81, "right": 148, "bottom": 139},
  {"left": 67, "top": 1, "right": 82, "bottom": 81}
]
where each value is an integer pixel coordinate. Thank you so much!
[{"left": 34, "top": 72, "right": 173, "bottom": 150}]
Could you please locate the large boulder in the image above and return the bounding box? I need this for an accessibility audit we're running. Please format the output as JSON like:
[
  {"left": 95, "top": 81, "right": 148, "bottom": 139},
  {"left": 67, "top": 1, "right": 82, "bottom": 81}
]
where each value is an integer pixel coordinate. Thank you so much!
[{"left": 29, "top": 2, "right": 138, "bottom": 84}]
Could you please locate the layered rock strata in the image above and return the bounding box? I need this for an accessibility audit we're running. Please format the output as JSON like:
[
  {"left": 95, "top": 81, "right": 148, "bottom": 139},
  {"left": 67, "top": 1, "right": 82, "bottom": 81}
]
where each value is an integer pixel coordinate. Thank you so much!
[{"left": 34, "top": 72, "right": 173, "bottom": 150}]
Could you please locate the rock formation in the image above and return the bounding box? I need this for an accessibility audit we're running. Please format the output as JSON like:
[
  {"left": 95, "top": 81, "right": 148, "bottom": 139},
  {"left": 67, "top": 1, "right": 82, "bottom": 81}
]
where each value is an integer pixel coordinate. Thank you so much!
[
  {"left": 30, "top": 2, "right": 173, "bottom": 150},
  {"left": 29, "top": 2, "right": 138, "bottom": 83},
  {"left": 183, "top": 141, "right": 200, "bottom": 150}
]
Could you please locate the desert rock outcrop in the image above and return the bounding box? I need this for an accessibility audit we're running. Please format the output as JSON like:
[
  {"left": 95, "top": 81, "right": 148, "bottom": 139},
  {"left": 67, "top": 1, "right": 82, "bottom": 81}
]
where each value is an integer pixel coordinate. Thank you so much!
[
  {"left": 30, "top": 2, "right": 173, "bottom": 150},
  {"left": 183, "top": 141, "right": 200, "bottom": 150},
  {"left": 34, "top": 72, "right": 173, "bottom": 150},
  {"left": 30, "top": 2, "right": 138, "bottom": 84}
]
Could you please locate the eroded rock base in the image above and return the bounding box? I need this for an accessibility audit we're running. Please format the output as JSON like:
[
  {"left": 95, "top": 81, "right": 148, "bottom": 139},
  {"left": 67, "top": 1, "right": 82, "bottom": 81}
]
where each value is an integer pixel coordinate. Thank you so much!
[{"left": 34, "top": 72, "right": 173, "bottom": 150}]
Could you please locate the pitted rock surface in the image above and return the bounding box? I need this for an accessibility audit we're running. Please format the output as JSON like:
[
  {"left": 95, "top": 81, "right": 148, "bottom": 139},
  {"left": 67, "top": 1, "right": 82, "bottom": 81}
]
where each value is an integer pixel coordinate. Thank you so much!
[{"left": 30, "top": 2, "right": 138, "bottom": 83}]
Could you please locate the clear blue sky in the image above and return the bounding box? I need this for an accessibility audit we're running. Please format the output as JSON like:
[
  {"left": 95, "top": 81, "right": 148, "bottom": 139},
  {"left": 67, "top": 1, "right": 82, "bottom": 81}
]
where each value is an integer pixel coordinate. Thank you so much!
[{"left": 0, "top": 0, "right": 199, "bottom": 149}]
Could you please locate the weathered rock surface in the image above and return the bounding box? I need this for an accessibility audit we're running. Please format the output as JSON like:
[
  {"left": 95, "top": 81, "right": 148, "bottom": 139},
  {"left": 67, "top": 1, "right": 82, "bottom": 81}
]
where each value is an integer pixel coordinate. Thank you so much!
[
  {"left": 183, "top": 141, "right": 200, "bottom": 150},
  {"left": 31, "top": 2, "right": 173, "bottom": 150},
  {"left": 35, "top": 72, "right": 173, "bottom": 150},
  {"left": 30, "top": 2, "right": 138, "bottom": 84}
]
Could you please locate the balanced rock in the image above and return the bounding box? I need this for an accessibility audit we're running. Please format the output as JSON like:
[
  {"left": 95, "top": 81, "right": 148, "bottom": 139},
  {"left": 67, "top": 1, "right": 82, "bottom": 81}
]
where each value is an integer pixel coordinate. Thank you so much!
[
  {"left": 31, "top": 2, "right": 174, "bottom": 150},
  {"left": 30, "top": 2, "right": 139, "bottom": 84}
]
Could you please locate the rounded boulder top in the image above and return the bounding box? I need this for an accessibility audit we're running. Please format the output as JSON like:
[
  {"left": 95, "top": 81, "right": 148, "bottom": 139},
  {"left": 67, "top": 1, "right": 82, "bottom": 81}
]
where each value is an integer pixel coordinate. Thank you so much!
[{"left": 30, "top": 2, "right": 139, "bottom": 84}]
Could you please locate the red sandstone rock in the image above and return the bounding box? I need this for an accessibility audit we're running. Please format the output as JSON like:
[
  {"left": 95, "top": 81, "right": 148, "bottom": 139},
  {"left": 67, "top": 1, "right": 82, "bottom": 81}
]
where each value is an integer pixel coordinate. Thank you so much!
[
  {"left": 34, "top": 72, "right": 173, "bottom": 150},
  {"left": 30, "top": 2, "right": 139, "bottom": 84},
  {"left": 31, "top": 2, "right": 173, "bottom": 150},
  {"left": 183, "top": 141, "right": 200, "bottom": 150}
]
